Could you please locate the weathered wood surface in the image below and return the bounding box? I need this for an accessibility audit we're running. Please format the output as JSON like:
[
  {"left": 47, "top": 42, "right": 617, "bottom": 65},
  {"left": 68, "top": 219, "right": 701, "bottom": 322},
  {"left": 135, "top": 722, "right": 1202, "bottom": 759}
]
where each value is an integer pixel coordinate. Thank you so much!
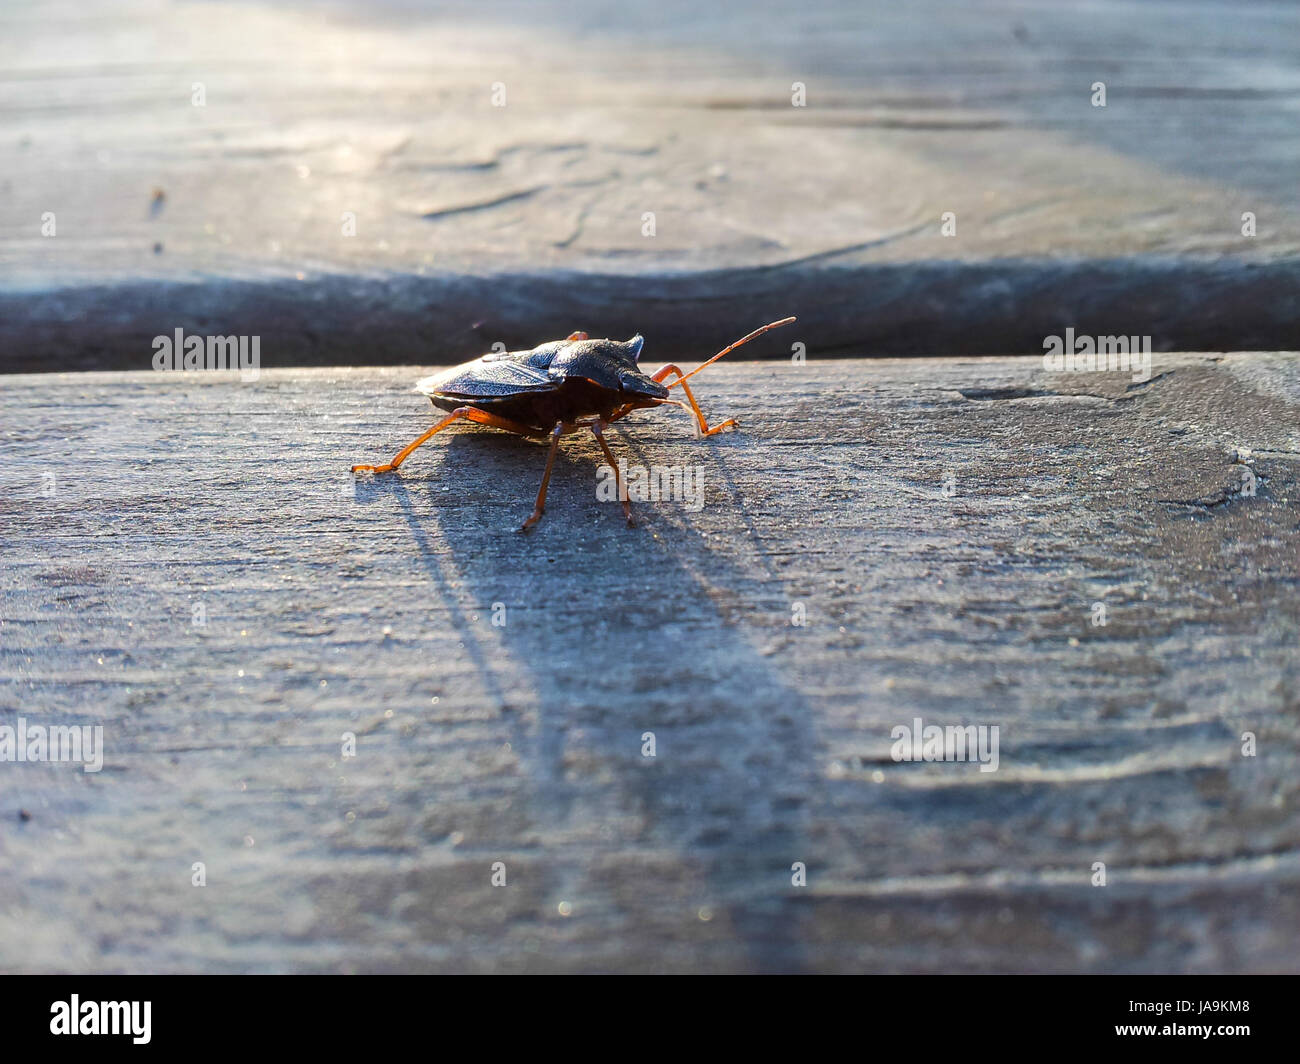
[
  {"left": 1, "top": 354, "right": 1298, "bottom": 972},
  {"left": 3, "top": 0, "right": 1300, "bottom": 368}
]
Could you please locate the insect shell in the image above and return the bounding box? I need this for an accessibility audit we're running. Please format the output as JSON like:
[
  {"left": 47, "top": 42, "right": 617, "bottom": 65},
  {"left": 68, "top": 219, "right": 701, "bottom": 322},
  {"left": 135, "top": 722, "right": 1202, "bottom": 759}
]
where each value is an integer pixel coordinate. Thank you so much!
[
  {"left": 351, "top": 317, "right": 795, "bottom": 530},
  {"left": 414, "top": 333, "right": 668, "bottom": 431}
]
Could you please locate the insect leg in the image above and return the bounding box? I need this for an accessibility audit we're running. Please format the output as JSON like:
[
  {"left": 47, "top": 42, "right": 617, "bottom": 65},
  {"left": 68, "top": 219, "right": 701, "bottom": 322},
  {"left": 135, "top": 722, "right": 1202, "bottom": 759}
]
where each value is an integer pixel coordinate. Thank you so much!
[
  {"left": 458, "top": 408, "right": 546, "bottom": 436},
  {"left": 590, "top": 420, "right": 635, "bottom": 528},
  {"left": 351, "top": 406, "right": 538, "bottom": 474},
  {"left": 604, "top": 398, "right": 686, "bottom": 426},
  {"left": 351, "top": 409, "right": 468, "bottom": 474},
  {"left": 518, "top": 422, "right": 566, "bottom": 533},
  {"left": 649, "top": 364, "right": 737, "bottom": 436}
]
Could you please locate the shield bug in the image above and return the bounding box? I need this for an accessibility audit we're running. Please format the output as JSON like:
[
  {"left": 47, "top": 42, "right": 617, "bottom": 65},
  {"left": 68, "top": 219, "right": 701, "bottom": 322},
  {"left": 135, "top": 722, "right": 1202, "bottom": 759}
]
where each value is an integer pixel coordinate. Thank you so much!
[{"left": 351, "top": 316, "right": 796, "bottom": 530}]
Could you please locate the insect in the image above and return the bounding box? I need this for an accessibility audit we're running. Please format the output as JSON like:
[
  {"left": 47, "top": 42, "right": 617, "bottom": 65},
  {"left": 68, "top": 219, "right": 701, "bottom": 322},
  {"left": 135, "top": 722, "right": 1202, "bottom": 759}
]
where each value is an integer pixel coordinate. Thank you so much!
[{"left": 351, "top": 316, "right": 795, "bottom": 530}]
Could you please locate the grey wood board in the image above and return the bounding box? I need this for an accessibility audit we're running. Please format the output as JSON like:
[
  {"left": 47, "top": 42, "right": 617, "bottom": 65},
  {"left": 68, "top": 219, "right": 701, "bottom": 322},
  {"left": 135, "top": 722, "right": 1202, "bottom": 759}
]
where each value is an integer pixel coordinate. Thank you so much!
[{"left": 0, "top": 354, "right": 1297, "bottom": 971}]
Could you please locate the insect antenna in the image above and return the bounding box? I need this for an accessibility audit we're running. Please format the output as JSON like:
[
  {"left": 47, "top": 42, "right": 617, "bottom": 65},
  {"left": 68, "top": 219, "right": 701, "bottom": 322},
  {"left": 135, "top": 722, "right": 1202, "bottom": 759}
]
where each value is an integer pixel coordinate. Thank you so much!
[{"left": 665, "top": 316, "right": 797, "bottom": 389}]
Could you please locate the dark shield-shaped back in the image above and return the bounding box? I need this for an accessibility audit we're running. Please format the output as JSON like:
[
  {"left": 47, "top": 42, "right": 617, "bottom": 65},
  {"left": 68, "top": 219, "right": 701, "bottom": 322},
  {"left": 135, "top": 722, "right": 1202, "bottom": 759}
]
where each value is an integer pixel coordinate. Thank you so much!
[
  {"left": 414, "top": 335, "right": 669, "bottom": 430},
  {"left": 547, "top": 336, "right": 668, "bottom": 399}
]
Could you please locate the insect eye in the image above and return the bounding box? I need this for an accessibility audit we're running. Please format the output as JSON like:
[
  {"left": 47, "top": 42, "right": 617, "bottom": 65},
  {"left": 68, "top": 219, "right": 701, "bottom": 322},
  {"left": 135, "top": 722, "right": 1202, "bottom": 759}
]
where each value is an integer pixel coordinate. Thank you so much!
[{"left": 627, "top": 335, "right": 645, "bottom": 362}]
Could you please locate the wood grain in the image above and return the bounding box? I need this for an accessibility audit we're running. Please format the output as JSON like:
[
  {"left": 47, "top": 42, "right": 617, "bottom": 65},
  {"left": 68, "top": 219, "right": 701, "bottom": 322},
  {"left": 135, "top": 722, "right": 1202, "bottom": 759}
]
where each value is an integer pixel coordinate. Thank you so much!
[
  {"left": 1, "top": 354, "right": 1297, "bottom": 972},
  {"left": 3, "top": 0, "right": 1300, "bottom": 369}
]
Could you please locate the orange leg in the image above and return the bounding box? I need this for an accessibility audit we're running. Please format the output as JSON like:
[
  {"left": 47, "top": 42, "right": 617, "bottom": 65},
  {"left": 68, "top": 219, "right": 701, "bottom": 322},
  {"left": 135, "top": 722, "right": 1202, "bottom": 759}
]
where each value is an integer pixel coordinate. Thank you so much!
[
  {"left": 606, "top": 397, "right": 682, "bottom": 425},
  {"left": 606, "top": 366, "right": 736, "bottom": 435},
  {"left": 352, "top": 406, "right": 539, "bottom": 474},
  {"left": 565, "top": 331, "right": 589, "bottom": 341},
  {"left": 590, "top": 419, "right": 635, "bottom": 527},
  {"left": 518, "top": 422, "right": 566, "bottom": 532},
  {"left": 651, "top": 364, "right": 737, "bottom": 436}
]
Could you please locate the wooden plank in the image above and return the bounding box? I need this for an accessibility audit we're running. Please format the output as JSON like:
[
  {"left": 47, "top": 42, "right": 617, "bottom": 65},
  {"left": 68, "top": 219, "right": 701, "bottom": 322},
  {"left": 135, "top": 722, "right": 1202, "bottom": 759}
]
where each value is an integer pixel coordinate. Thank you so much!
[
  {"left": 1, "top": 354, "right": 1297, "bottom": 972},
  {"left": 4, "top": 0, "right": 1300, "bottom": 368}
]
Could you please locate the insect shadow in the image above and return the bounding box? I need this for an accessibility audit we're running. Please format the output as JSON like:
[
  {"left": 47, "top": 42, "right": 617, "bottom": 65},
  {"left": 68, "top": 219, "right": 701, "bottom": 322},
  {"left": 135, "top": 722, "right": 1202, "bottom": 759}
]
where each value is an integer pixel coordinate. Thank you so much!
[{"left": 360, "top": 424, "right": 822, "bottom": 973}]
